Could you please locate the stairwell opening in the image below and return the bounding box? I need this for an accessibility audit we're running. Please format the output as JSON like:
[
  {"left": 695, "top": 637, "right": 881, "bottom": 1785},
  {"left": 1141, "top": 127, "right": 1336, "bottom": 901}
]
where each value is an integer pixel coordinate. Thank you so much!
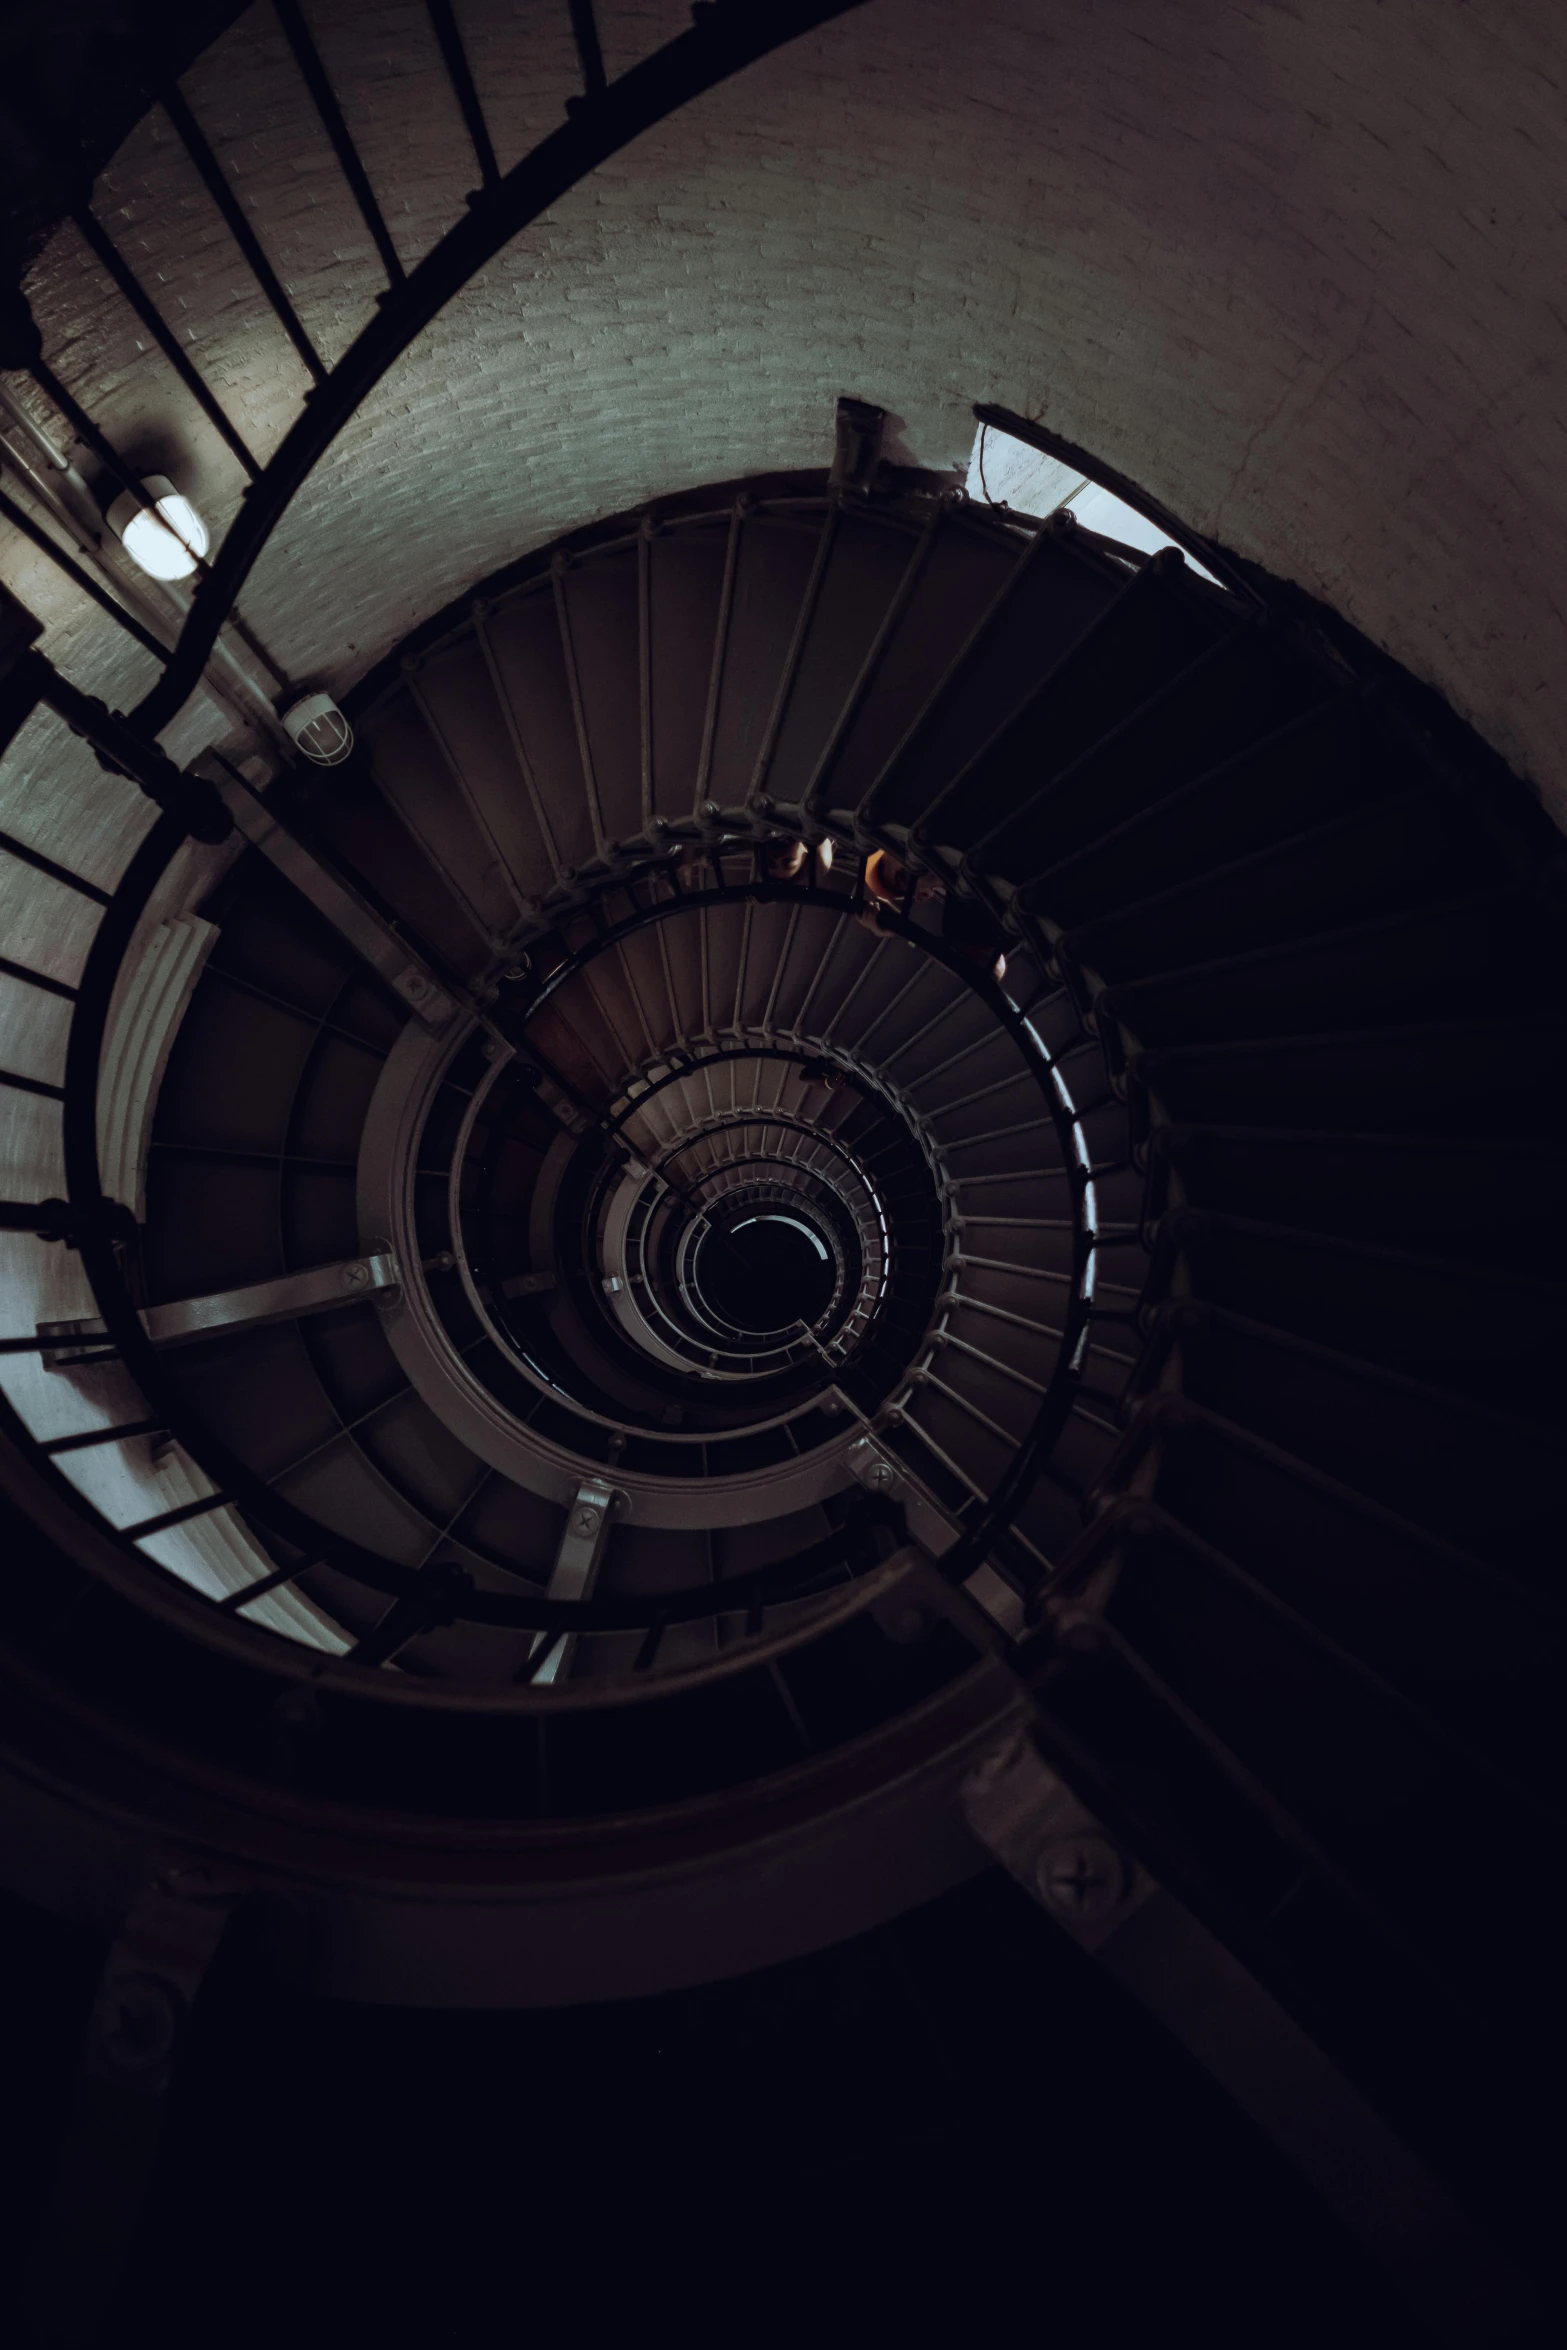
[{"left": 694, "top": 1209, "right": 835, "bottom": 1336}]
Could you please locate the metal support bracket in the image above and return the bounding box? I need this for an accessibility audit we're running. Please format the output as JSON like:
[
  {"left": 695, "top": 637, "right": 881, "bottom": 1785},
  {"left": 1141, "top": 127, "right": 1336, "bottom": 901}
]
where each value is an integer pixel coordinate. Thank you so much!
[
  {"left": 963, "top": 1727, "right": 1537, "bottom": 2343},
  {"left": 497, "top": 1269, "right": 556, "bottom": 1300},
  {"left": 963, "top": 1725, "right": 1155, "bottom": 1953},
  {"left": 35, "top": 665, "right": 232, "bottom": 844},
  {"left": 531, "top": 1477, "right": 621, "bottom": 1684},
  {"left": 25, "top": 1863, "right": 253, "bottom": 2346},
  {"left": 845, "top": 1438, "right": 1029, "bottom": 1640},
  {"left": 844, "top": 1432, "right": 958, "bottom": 1562},
  {"left": 204, "top": 755, "right": 459, "bottom": 1033},
  {"left": 38, "top": 1251, "right": 399, "bottom": 1368},
  {"left": 829, "top": 396, "right": 886, "bottom": 493}
]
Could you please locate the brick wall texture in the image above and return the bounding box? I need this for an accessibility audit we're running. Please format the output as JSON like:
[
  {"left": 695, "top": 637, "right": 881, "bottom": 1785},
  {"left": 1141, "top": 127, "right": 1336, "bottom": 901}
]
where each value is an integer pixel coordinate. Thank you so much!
[{"left": 5, "top": 0, "right": 1567, "bottom": 858}]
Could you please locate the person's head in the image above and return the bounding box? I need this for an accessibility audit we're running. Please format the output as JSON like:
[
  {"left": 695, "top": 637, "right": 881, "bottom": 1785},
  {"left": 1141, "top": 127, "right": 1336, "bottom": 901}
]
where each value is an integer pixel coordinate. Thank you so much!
[
  {"left": 865, "top": 848, "right": 937, "bottom": 908},
  {"left": 764, "top": 837, "right": 808, "bottom": 881}
]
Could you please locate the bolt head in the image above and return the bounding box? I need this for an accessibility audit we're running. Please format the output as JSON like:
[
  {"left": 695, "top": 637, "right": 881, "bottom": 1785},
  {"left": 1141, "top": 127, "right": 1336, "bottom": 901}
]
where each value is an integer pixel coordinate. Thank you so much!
[
  {"left": 98, "top": 1973, "right": 182, "bottom": 2071},
  {"left": 342, "top": 1261, "right": 369, "bottom": 1288},
  {"left": 1035, "top": 1833, "right": 1127, "bottom": 1924},
  {"left": 573, "top": 1508, "right": 600, "bottom": 1538}
]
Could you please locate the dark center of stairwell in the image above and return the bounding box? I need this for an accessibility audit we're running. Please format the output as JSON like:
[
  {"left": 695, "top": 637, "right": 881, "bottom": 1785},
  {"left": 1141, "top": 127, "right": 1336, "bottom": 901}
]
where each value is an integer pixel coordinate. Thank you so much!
[{"left": 694, "top": 1210, "right": 836, "bottom": 1334}]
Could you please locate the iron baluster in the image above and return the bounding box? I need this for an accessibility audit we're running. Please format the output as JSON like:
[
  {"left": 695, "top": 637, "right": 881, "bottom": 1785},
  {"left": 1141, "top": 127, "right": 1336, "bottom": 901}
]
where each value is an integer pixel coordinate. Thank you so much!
[{"left": 160, "top": 84, "right": 327, "bottom": 383}]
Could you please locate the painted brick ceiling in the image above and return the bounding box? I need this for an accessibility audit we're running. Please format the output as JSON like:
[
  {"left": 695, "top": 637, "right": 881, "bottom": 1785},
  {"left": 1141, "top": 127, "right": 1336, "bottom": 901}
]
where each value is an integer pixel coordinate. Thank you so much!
[{"left": 4, "top": 0, "right": 1565, "bottom": 839}]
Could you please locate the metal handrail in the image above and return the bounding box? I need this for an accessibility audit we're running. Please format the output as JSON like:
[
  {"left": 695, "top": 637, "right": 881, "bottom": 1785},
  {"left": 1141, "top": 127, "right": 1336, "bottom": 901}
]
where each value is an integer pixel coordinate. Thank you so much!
[
  {"left": 52, "top": 845, "right": 894, "bottom": 1629},
  {"left": 25, "top": 784, "right": 1091, "bottom": 1638},
  {"left": 107, "top": 2, "right": 869, "bottom": 744},
  {"left": 0, "top": 0, "right": 1122, "bottom": 1653},
  {"left": 3, "top": 597, "right": 1113, "bottom": 1662},
  {"left": 621, "top": 1131, "right": 880, "bottom": 1366},
  {"left": 444, "top": 1017, "right": 873, "bottom": 1441}
]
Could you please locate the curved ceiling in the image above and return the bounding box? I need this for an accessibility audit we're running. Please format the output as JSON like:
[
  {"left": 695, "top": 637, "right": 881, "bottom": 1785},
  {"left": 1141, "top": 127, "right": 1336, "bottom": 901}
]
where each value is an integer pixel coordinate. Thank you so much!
[{"left": 3, "top": 0, "right": 1564, "bottom": 839}]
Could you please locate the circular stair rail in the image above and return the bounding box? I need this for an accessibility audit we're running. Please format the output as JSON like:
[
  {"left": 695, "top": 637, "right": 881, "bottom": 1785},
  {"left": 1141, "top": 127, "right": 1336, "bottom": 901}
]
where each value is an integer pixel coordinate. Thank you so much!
[{"left": 45, "top": 834, "right": 1093, "bottom": 1641}]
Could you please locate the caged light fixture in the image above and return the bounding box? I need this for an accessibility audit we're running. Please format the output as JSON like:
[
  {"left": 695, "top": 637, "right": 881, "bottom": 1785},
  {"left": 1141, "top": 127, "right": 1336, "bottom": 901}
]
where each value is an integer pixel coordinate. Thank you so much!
[{"left": 282, "top": 689, "right": 354, "bottom": 765}]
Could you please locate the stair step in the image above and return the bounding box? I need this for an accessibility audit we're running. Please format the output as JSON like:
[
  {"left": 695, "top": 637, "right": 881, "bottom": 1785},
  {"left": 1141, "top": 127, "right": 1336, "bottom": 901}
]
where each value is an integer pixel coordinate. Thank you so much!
[
  {"left": 279, "top": 755, "right": 491, "bottom": 979},
  {"left": 560, "top": 541, "right": 644, "bottom": 850},
  {"left": 763, "top": 503, "right": 929, "bottom": 809},
  {"left": 1154, "top": 1126, "right": 1567, "bottom": 1262},
  {"left": 808, "top": 507, "right": 1031, "bottom": 819},
  {"left": 1016, "top": 695, "right": 1419, "bottom": 923},
  {"left": 356, "top": 694, "right": 521, "bottom": 947},
  {"left": 1151, "top": 1306, "right": 1557, "bottom": 1565},
  {"left": 1101, "top": 891, "right": 1547, "bottom": 1047},
  {"left": 1097, "top": 1425, "right": 1566, "bottom": 1893},
  {"left": 1135, "top": 1018, "right": 1567, "bottom": 1137},
  {"left": 907, "top": 1024, "right": 1037, "bottom": 1117},
  {"left": 918, "top": 557, "right": 1230, "bottom": 856},
  {"left": 476, "top": 581, "right": 600, "bottom": 873},
  {"left": 1095, "top": 1513, "right": 1564, "bottom": 1997},
  {"left": 955, "top": 1217, "right": 1077, "bottom": 1284},
  {"left": 977, "top": 634, "right": 1331, "bottom": 890},
  {"left": 647, "top": 512, "right": 732, "bottom": 824},
  {"left": 1162, "top": 1212, "right": 1567, "bottom": 1415},
  {"left": 405, "top": 628, "right": 561, "bottom": 901},
  {"left": 863, "top": 520, "right": 1125, "bottom": 833},
  {"left": 1060, "top": 788, "right": 1493, "bottom": 980},
  {"left": 706, "top": 504, "right": 826, "bottom": 811},
  {"left": 1131, "top": 1395, "right": 1553, "bottom": 1598}
]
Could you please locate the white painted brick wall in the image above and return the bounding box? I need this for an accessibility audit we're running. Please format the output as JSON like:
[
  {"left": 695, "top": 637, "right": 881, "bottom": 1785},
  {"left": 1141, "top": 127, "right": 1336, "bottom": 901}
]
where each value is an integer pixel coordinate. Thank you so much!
[{"left": 2, "top": 0, "right": 1565, "bottom": 850}]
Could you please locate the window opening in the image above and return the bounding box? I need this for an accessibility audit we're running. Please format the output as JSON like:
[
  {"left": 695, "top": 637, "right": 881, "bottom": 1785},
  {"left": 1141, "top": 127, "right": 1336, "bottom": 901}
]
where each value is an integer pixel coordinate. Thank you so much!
[{"left": 968, "top": 419, "right": 1223, "bottom": 586}]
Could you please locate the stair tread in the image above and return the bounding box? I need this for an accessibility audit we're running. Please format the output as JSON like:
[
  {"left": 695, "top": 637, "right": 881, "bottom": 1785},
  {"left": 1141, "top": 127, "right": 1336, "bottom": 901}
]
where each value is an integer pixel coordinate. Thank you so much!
[
  {"left": 1009, "top": 692, "right": 1412, "bottom": 921},
  {"left": 809, "top": 506, "right": 1036, "bottom": 817},
  {"left": 920, "top": 557, "right": 1233, "bottom": 854},
  {"left": 1058, "top": 786, "right": 1481, "bottom": 975},
  {"left": 1129, "top": 1395, "right": 1559, "bottom": 1606}
]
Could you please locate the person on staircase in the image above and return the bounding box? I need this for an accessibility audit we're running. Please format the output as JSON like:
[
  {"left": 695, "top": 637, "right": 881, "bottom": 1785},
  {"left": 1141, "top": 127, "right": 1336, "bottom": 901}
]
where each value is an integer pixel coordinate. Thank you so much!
[
  {"left": 861, "top": 848, "right": 1006, "bottom": 982},
  {"left": 763, "top": 835, "right": 835, "bottom": 888}
]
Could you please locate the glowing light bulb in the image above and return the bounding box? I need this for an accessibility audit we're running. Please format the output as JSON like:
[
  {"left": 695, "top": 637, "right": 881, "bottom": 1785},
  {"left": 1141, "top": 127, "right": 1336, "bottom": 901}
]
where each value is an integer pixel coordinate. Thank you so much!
[{"left": 106, "top": 474, "right": 209, "bottom": 581}]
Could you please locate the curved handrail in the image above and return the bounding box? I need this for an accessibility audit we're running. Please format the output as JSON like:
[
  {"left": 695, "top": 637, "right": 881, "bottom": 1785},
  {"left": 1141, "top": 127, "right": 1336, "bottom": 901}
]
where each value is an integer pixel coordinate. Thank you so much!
[
  {"left": 52, "top": 820, "right": 1091, "bottom": 1641},
  {"left": 44, "top": 812, "right": 895, "bottom": 1633},
  {"left": 440, "top": 1016, "right": 857, "bottom": 1437},
  {"left": 58, "top": 836, "right": 898, "bottom": 1633},
  {"left": 129, "top": 1, "right": 869, "bottom": 742}
]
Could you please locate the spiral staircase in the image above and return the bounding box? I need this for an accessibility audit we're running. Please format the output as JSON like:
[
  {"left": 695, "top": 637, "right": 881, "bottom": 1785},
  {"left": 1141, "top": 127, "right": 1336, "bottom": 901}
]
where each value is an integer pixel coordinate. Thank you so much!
[
  {"left": 9, "top": 466, "right": 1563, "bottom": 2239},
  {"left": 1, "top": 3, "right": 1564, "bottom": 2337}
]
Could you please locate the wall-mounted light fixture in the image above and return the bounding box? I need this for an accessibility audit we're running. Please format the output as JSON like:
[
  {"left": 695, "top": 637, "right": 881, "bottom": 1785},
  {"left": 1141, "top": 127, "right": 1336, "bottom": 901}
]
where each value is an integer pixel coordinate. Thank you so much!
[
  {"left": 104, "top": 473, "right": 209, "bottom": 581},
  {"left": 282, "top": 690, "right": 353, "bottom": 765}
]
